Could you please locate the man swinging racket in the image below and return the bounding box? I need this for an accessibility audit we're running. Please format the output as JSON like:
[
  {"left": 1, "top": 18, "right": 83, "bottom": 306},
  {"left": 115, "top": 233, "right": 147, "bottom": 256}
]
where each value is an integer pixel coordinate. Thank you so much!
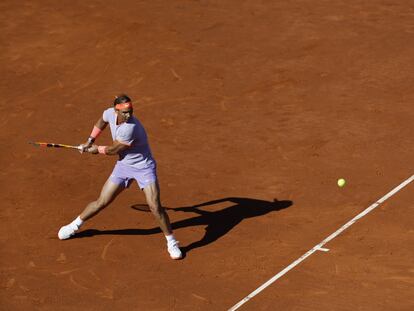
[{"left": 58, "top": 94, "right": 182, "bottom": 260}]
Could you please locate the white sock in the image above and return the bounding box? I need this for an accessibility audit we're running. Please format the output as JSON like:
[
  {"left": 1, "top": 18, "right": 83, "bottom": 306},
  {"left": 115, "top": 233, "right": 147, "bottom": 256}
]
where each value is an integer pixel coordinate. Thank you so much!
[
  {"left": 165, "top": 234, "right": 176, "bottom": 243},
  {"left": 71, "top": 216, "right": 84, "bottom": 228}
]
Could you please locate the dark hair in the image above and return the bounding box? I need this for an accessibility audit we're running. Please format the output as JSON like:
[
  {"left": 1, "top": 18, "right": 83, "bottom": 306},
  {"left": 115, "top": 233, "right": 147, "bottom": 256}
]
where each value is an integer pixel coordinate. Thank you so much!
[{"left": 113, "top": 94, "right": 131, "bottom": 106}]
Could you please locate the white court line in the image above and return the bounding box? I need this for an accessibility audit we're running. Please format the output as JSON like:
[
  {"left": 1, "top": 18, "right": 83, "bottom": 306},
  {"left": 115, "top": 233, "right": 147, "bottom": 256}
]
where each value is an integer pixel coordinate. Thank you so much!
[{"left": 228, "top": 175, "right": 414, "bottom": 311}]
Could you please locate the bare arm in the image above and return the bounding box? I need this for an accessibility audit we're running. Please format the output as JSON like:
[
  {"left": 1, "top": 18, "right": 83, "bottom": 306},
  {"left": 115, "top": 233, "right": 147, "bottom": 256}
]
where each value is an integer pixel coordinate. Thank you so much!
[
  {"left": 94, "top": 117, "right": 108, "bottom": 131},
  {"left": 87, "top": 140, "right": 130, "bottom": 155},
  {"left": 80, "top": 117, "right": 108, "bottom": 151},
  {"left": 102, "top": 140, "right": 129, "bottom": 155}
]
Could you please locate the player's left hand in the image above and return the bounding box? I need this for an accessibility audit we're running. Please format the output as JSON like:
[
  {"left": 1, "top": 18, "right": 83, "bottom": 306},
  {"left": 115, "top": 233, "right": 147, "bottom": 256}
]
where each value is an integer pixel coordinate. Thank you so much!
[
  {"left": 79, "top": 142, "right": 91, "bottom": 154},
  {"left": 86, "top": 145, "right": 98, "bottom": 154}
]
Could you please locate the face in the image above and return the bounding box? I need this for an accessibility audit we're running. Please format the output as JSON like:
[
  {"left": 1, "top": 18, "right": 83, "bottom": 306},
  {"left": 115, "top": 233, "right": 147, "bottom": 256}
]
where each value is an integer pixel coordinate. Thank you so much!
[{"left": 116, "top": 107, "right": 133, "bottom": 123}]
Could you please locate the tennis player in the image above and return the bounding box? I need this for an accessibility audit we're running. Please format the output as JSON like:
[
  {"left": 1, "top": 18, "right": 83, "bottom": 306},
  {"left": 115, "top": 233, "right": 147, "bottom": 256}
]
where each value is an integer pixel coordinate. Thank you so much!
[{"left": 58, "top": 94, "right": 182, "bottom": 260}]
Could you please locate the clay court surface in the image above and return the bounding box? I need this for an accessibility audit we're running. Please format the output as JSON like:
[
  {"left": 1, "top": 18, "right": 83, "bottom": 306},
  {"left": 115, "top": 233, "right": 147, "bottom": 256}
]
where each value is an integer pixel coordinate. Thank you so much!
[{"left": 1, "top": 1, "right": 414, "bottom": 310}]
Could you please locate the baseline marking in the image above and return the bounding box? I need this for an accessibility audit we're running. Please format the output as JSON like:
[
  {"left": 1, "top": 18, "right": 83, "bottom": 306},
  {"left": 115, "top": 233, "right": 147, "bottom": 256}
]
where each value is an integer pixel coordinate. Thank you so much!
[{"left": 229, "top": 175, "right": 414, "bottom": 311}]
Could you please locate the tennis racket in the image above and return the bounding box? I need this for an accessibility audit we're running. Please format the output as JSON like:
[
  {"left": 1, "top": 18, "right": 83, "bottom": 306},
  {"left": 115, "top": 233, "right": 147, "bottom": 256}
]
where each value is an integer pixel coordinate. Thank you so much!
[{"left": 29, "top": 141, "right": 82, "bottom": 151}]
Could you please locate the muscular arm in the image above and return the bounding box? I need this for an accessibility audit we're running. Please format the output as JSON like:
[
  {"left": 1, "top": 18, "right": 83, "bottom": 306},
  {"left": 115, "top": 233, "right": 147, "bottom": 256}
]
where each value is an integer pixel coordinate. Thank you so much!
[
  {"left": 104, "top": 140, "right": 130, "bottom": 155},
  {"left": 94, "top": 117, "right": 108, "bottom": 131},
  {"left": 87, "top": 140, "right": 130, "bottom": 155},
  {"left": 80, "top": 117, "right": 109, "bottom": 152}
]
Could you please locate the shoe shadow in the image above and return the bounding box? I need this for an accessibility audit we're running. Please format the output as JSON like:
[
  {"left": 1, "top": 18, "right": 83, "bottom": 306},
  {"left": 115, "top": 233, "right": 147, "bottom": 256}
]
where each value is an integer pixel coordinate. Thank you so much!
[{"left": 75, "top": 197, "right": 293, "bottom": 255}]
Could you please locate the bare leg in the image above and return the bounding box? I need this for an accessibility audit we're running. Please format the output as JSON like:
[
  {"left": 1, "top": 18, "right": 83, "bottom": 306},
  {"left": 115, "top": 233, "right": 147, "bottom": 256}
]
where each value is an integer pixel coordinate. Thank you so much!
[
  {"left": 143, "top": 181, "right": 182, "bottom": 259},
  {"left": 58, "top": 179, "right": 124, "bottom": 240},
  {"left": 80, "top": 179, "right": 124, "bottom": 221},
  {"left": 143, "top": 181, "right": 172, "bottom": 235}
]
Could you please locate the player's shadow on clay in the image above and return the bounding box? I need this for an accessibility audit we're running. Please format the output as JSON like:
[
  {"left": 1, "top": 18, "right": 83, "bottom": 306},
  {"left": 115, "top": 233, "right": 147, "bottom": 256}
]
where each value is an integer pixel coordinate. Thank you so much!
[{"left": 75, "top": 197, "right": 293, "bottom": 253}]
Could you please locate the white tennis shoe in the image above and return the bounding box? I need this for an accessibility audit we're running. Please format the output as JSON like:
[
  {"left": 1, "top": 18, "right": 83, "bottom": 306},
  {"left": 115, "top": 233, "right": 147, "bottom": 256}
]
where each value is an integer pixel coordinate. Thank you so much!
[
  {"left": 58, "top": 223, "right": 79, "bottom": 240},
  {"left": 167, "top": 240, "right": 182, "bottom": 260}
]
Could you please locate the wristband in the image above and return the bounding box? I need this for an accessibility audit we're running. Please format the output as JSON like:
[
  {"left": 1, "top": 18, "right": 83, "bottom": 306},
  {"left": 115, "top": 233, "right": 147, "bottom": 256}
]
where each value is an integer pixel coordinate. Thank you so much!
[
  {"left": 90, "top": 126, "right": 102, "bottom": 140},
  {"left": 98, "top": 146, "right": 108, "bottom": 154}
]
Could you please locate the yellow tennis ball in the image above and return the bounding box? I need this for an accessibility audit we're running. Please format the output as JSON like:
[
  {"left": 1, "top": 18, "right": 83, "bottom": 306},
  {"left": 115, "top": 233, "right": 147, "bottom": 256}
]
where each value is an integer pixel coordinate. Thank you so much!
[{"left": 337, "top": 178, "right": 346, "bottom": 187}]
